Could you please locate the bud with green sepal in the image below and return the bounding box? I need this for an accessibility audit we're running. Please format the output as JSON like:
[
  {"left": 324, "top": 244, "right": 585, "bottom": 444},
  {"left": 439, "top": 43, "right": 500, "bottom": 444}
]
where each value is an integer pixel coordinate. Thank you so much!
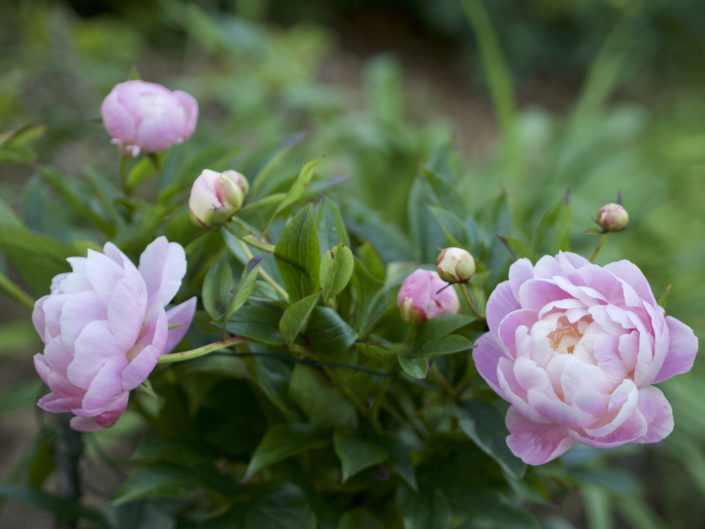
[
  {"left": 189, "top": 169, "right": 249, "bottom": 227},
  {"left": 436, "top": 247, "right": 476, "bottom": 284}
]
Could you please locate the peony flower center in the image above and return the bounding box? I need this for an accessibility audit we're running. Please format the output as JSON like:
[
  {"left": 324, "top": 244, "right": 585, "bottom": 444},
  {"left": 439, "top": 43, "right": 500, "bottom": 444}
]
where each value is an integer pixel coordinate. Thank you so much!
[{"left": 548, "top": 315, "right": 589, "bottom": 355}]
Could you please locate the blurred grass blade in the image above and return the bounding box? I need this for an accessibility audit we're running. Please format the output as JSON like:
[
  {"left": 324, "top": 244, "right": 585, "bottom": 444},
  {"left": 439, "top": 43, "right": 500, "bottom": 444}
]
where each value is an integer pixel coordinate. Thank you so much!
[{"left": 0, "top": 270, "right": 35, "bottom": 310}]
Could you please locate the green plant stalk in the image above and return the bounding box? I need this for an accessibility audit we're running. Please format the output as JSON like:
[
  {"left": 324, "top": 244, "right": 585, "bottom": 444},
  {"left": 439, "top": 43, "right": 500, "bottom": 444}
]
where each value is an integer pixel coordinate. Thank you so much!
[
  {"left": 119, "top": 155, "right": 130, "bottom": 197},
  {"left": 460, "top": 283, "right": 484, "bottom": 319},
  {"left": 589, "top": 233, "right": 610, "bottom": 263},
  {"left": 0, "top": 271, "right": 35, "bottom": 310},
  {"left": 157, "top": 337, "right": 247, "bottom": 364},
  {"left": 240, "top": 234, "right": 276, "bottom": 253},
  {"left": 237, "top": 238, "right": 289, "bottom": 302},
  {"left": 460, "top": 0, "right": 523, "bottom": 183}
]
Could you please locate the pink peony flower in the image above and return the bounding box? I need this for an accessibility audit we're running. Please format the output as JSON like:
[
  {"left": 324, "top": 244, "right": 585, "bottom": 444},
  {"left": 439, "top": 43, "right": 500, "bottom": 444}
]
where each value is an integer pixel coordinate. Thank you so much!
[
  {"left": 32, "top": 237, "right": 196, "bottom": 431},
  {"left": 397, "top": 269, "right": 460, "bottom": 325},
  {"left": 473, "top": 252, "right": 698, "bottom": 465},
  {"left": 101, "top": 80, "right": 198, "bottom": 157}
]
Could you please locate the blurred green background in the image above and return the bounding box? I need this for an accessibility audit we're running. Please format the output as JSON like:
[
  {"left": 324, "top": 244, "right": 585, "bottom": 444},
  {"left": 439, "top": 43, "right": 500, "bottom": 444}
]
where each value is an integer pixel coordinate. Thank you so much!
[{"left": 1, "top": 0, "right": 704, "bottom": 527}]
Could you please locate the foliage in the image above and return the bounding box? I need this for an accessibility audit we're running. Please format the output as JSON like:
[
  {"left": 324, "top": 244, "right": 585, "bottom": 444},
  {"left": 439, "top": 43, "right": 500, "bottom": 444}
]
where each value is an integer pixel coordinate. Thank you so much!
[{"left": 1, "top": 1, "right": 705, "bottom": 528}]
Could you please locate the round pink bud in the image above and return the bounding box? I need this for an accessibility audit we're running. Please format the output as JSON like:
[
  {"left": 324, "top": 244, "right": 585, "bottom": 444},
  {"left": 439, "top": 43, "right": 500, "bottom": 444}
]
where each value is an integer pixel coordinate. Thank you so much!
[
  {"left": 397, "top": 269, "right": 460, "bottom": 325},
  {"left": 101, "top": 80, "right": 198, "bottom": 157},
  {"left": 32, "top": 237, "right": 197, "bottom": 431},
  {"left": 597, "top": 203, "right": 629, "bottom": 232},
  {"left": 436, "top": 247, "right": 475, "bottom": 283},
  {"left": 189, "top": 169, "right": 249, "bottom": 227}
]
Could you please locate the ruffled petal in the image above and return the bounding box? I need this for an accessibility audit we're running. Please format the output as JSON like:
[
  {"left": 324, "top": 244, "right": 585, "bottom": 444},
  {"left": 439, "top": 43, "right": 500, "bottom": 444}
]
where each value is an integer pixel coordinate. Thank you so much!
[
  {"left": 163, "top": 297, "right": 197, "bottom": 353},
  {"left": 138, "top": 236, "right": 187, "bottom": 308},
  {"left": 653, "top": 316, "right": 698, "bottom": 383},
  {"left": 506, "top": 405, "right": 575, "bottom": 465}
]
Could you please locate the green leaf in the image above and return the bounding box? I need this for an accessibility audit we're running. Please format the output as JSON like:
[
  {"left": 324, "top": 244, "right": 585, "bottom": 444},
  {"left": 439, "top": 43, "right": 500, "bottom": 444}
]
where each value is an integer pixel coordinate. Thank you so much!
[
  {"left": 420, "top": 164, "right": 466, "bottom": 217},
  {"left": 396, "top": 485, "right": 452, "bottom": 529},
  {"left": 245, "top": 483, "right": 317, "bottom": 529},
  {"left": 415, "top": 314, "right": 475, "bottom": 347},
  {"left": 0, "top": 195, "right": 24, "bottom": 230},
  {"left": 225, "top": 305, "right": 284, "bottom": 345},
  {"left": 333, "top": 430, "right": 388, "bottom": 482},
  {"left": 338, "top": 508, "right": 385, "bottom": 529},
  {"left": 498, "top": 235, "right": 538, "bottom": 262},
  {"left": 0, "top": 380, "right": 43, "bottom": 414},
  {"left": 306, "top": 306, "right": 357, "bottom": 355},
  {"left": 202, "top": 260, "right": 233, "bottom": 320},
  {"left": 0, "top": 270, "right": 35, "bottom": 311},
  {"left": 320, "top": 242, "right": 354, "bottom": 301},
  {"left": 246, "top": 423, "right": 329, "bottom": 478},
  {"left": 398, "top": 356, "right": 428, "bottom": 379},
  {"left": 279, "top": 292, "right": 320, "bottom": 346},
  {"left": 387, "top": 441, "right": 418, "bottom": 491},
  {"left": 224, "top": 255, "right": 263, "bottom": 321},
  {"left": 0, "top": 485, "right": 108, "bottom": 526},
  {"left": 126, "top": 157, "right": 155, "bottom": 189},
  {"left": 427, "top": 206, "right": 470, "bottom": 249},
  {"left": 408, "top": 334, "right": 473, "bottom": 360},
  {"left": 289, "top": 364, "right": 356, "bottom": 429},
  {"left": 254, "top": 356, "right": 302, "bottom": 422},
  {"left": 113, "top": 468, "right": 206, "bottom": 505},
  {"left": 266, "top": 158, "right": 323, "bottom": 229},
  {"left": 315, "top": 196, "right": 350, "bottom": 251},
  {"left": 274, "top": 204, "right": 320, "bottom": 301},
  {"left": 171, "top": 354, "right": 249, "bottom": 380},
  {"left": 454, "top": 401, "right": 526, "bottom": 479},
  {"left": 532, "top": 193, "right": 571, "bottom": 254}
]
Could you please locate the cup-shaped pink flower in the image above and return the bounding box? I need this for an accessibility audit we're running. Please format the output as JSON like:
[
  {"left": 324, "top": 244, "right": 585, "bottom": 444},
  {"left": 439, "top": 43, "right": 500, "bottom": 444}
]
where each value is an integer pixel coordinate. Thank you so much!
[
  {"left": 101, "top": 80, "right": 198, "bottom": 157},
  {"left": 32, "top": 237, "right": 197, "bottom": 431},
  {"left": 397, "top": 269, "right": 460, "bottom": 325},
  {"left": 189, "top": 169, "right": 249, "bottom": 227},
  {"left": 473, "top": 252, "right": 698, "bottom": 465}
]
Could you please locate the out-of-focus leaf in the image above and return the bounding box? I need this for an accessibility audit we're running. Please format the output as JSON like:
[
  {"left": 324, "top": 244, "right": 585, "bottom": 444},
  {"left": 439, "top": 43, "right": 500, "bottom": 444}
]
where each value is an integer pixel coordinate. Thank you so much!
[
  {"left": 497, "top": 235, "right": 537, "bottom": 262},
  {"left": 0, "top": 380, "right": 43, "bottom": 414},
  {"left": 279, "top": 292, "right": 320, "bottom": 346},
  {"left": 306, "top": 306, "right": 357, "bottom": 354},
  {"left": 254, "top": 356, "right": 302, "bottom": 422},
  {"left": 224, "top": 256, "right": 263, "bottom": 321},
  {"left": 338, "top": 508, "right": 385, "bottom": 529},
  {"left": 267, "top": 158, "right": 322, "bottom": 228},
  {"left": 454, "top": 401, "right": 526, "bottom": 479},
  {"left": 0, "top": 485, "right": 108, "bottom": 526},
  {"left": 415, "top": 314, "right": 475, "bottom": 346},
  {"left": 398, "top": 356, "right": 428, "bottom": 379},
  {"left": 113, "top": 468, "right": 205, "bottom": 505},
  {"left": 126, "top": 157, "right": 155, "bottom": 189},
  {"left": 319, "top": 242, "right": 353, "bottom": 301},
  {"left": 0, "top": 272, "right": 35, "bottom": 311},
  {"left": 225, "top": 305, "right": 284, "bottom": 345},
  {"left": 245, "top": 483, "right": 317, "bottom": 529},
  {"left": 246, "top": 423, "right": 329, "bottom": 478},
  {"left": 289, "top": 364, "right": 356, "bottom": 429},
  {"left": 274, "top": 204, "right": 320, "bottom": 301},
  {"left": 407, "top": 335, "right": 473, "bottom": 360},
  {"left": 396, "top": 485, "right": 452, "bottom": 529},
  {"left": 0, "top": 196, "right": 24, "bottom": 230},
  {"left": 333, "top": 429, "right": 388, "bottom": 482},
  {"left": 532, "top": 193, "right": 571, "bottom": 254}
]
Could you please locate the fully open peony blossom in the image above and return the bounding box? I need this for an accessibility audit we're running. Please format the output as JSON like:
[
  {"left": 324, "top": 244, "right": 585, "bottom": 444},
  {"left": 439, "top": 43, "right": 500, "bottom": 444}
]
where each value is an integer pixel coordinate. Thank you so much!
[
  {"left": 32, "top": 237, "right": 196, "bottom": 431},
  {"left": 101, "top": 80, "right": 198, "bottom": 157},
  {"left": 473, "top": 252, "right": 698, "bottom": 465},
  {"left": 397, "top": 269, "right": 460, "bottom": 325}
]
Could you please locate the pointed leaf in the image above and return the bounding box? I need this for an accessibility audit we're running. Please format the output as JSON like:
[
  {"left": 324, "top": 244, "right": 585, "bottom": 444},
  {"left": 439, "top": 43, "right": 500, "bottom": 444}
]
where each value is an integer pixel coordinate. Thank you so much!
[
  {"left": 274, "top": 204, "right": 320, "bottom": 301},
  {"left": 320, "top": 242, "right": 354, "bottom": 301},
  {"left": 246, "top": 423, "right": 329, "bottom": 478},
  {"left": 333, "top": 430, "right": 388, "bottom": 482},
  {"left": 279, "top": 292, "right": 320, "bottom": 346}
]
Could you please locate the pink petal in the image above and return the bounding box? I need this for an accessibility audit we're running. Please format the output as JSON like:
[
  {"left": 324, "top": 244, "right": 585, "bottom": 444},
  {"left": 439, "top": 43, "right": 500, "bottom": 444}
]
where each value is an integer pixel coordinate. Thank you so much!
[
  {"left": 603, "top": 260, "right": 657, "bottom": 306},
  {"left": 67, "top": 321, "right": 123, "bottom": 389},
  {"left": 506, "top": 405, "right": 575, "bottom": 465},
  {"left": 472, "top": 333, "right": 505, "bottom": 396},
  {"left": 44, "top": 337, "right": 74, "bottom": 376},
  {"left": 174, "top": 90, "right": 198, "bottom": 138},
  {"left": 635, "top": 386, "right": 673, "bottom": 443},
  {"left": 507, "top": 258, "right": 535, "bottom": 299},
  {"left": 164, "top": 297, "right": 197, "bottom": 353},
  {"left": 583, "top": 379, "right": 638, "bottom": 438},
  {"left": 498, "top": 309, "right": 536, "bottom": 357},
  {"left": 101, "top": 90, "right": 136, "bottom": 143},
  {"left": 122, "top": 310, "right": 168, "bottom": 390},
  {"left": 38, "top": 393, "right": 81, "bottom": 414},
  {"left": 79, "top": 359, "right": 126, "bottom": 415},
  {"left": 85, "top": 249, "right": 126, "bottom": 304},
  {"left": 653, "top": 316, "right": 698, "bottom": 383},
  {"left": 107, "top": 275, "right": 148, "bottom": 351},
  {"left": 517, "top": 279, "right": 571, "bottom": 312},
  {"left": 138, "top": 237, "right": 187, "bottom": 308},
  {"left": 486, "top": 282, "right": 520, "bottom": 337},
  {"left": 59, "top": 291, "right": 105, "bottom": 354},
  {"left": 571, "top": 408, "right": 647, "bottom": 449},
  {"left": 32, "top": 296, "right": 49, "bottom": 342},
  {"left": 527, "top": 389, "right": 595, "bottom": 429}
]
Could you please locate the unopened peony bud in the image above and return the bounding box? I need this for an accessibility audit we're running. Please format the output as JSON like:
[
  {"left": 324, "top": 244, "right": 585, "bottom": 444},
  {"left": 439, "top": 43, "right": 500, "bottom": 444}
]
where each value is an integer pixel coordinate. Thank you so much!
[
  {"left": 597, "top": 203, "right": 629, "bottom": 232},
  {"left": 101, "top": 80, "right": 198, "bottom": 157},
  {"left": 397, "top": 269, "right": 460, "bottom": 325},
  {"left": 189, "top": 169, "right": 249, "bottom": 227},
  {"left": 436, "top": 247, "right": 475, "bottom": 283}
]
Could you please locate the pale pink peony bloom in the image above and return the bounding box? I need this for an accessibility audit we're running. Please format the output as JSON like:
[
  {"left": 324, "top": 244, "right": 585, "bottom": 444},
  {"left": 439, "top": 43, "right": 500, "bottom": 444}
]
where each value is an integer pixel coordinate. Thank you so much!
[
  {"left": 189, "top": 169, "right": 249, "bottom": 227},
  {"left": 473, "top": 252, "right": 698, "bottom": 465},
  {"left": 101, "top": 80, "right": 198, "bottom": 157},
  {"left": 32, "top": 237, "right": 196, "bottom": 431},
  {"left": 397, "top": 269, "right": 460, "bottom": 325}
]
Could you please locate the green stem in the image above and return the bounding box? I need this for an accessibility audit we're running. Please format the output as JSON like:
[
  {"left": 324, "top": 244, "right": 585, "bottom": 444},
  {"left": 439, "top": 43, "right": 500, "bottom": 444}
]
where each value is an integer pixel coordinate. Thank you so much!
[
  {"left": 119, "top": 156, "right": 130, "bottom": 197},
  {"left": 589, "top": 233, "right": 610, "bottom": 263},
  {"left": 241, "top": 234, "right": 276, "bottom": 253},
  {"left": 158, "top": 337, "right": 247, "bottom": 364},
  {"left": 460, "top": 283, "right": 484, "bottom": 319},
  {"left": 237, "top": 239, "right": 289, "bottom": 302}
]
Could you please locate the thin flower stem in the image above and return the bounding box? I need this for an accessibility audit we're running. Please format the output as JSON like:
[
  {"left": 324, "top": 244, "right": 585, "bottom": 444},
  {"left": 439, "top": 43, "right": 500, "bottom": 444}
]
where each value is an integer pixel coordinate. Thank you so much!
[
  {"left": 237, "top": 238, "right": 289, "bottom": 302},
  {"left": 460, "top": 283, "right": 484, "bottom": 319},
  {"left": 241, "top": 234, "right": 276, "bottom": 253},
  {"left": 589, "top": 233, "right": 610, "bottom": 263},
  {"left": 119, "top": 155, "right": 130, "bottom": 197},
  {"left": 158, "top": 337, "right": 247, "bottom": 364}
]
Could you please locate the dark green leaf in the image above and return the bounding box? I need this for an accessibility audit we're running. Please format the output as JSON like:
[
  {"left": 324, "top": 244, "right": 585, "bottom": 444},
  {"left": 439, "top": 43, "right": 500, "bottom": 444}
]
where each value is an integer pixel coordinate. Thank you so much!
[
  {"left": 225, "top": 305, "right": 284, "bottom": 345},
  {"left": 315, "top": 196, "right": 350, "bottom": 252},
  {"left": 396, "top": 485, "right": 452, "bottom": 529},
  {"left": 245, "top": 483, "right": 317, "bottom": 529},
  {"left": 408, "top": 334, "right": 473, "bottom": 360},
  {"left": 415, "top": 314, "right": 475, "bottom": 347},
  {"left": 333, "top": 430, "right": 388, "bottom": 482},
  {"left": 455, "top": 401, "right": 526, "bottom": 479},
  {"left": 246, "top": 423, "right": 329, "bottom": 478},
  {"left": 254, "top": 356, "right": 302, "bottom": 422},
  {"left": 338, "top": 508, "right": 385, "bottom": 529},
  {"left": 320, "top": 242, "right": 354, "bottom": 301},
  {"left": 532, "top": 193, "right": 571, "bottom": 254},
  {"left": 113, "top": 468, "right": 206, "bottom": 505},
  {"left": 267, "top": 158, "right": 323, "bottom": 228},
  {"left": 498, "top": 235, "right": 538, "bottom": 262},
  {"left": 202, "top": 260, "right": 233, "bottom": 320},
  {"left": 279, "top": 292, "right": 320, "bottom": 346},
  {"left": 274, "top": 204, "right": 320, "bottom": 301},
  {"left": 289, "top": 364, "right": 356, "bottom": 429},
  {"left": 306, "top": 306, "right": 358, "bottom": 355},
  {"left": 398, "top": 356, "right": 428, "bottom": 379},
  {"left": 225, "top": 256, "right": 262, "bottom": 321}
]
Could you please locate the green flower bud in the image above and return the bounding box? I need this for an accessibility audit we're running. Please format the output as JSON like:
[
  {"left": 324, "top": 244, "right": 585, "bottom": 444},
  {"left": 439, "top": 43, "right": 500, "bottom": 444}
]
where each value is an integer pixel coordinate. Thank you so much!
[{"left": 436, "top": 247, "right": 475, "bottom": 283}]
